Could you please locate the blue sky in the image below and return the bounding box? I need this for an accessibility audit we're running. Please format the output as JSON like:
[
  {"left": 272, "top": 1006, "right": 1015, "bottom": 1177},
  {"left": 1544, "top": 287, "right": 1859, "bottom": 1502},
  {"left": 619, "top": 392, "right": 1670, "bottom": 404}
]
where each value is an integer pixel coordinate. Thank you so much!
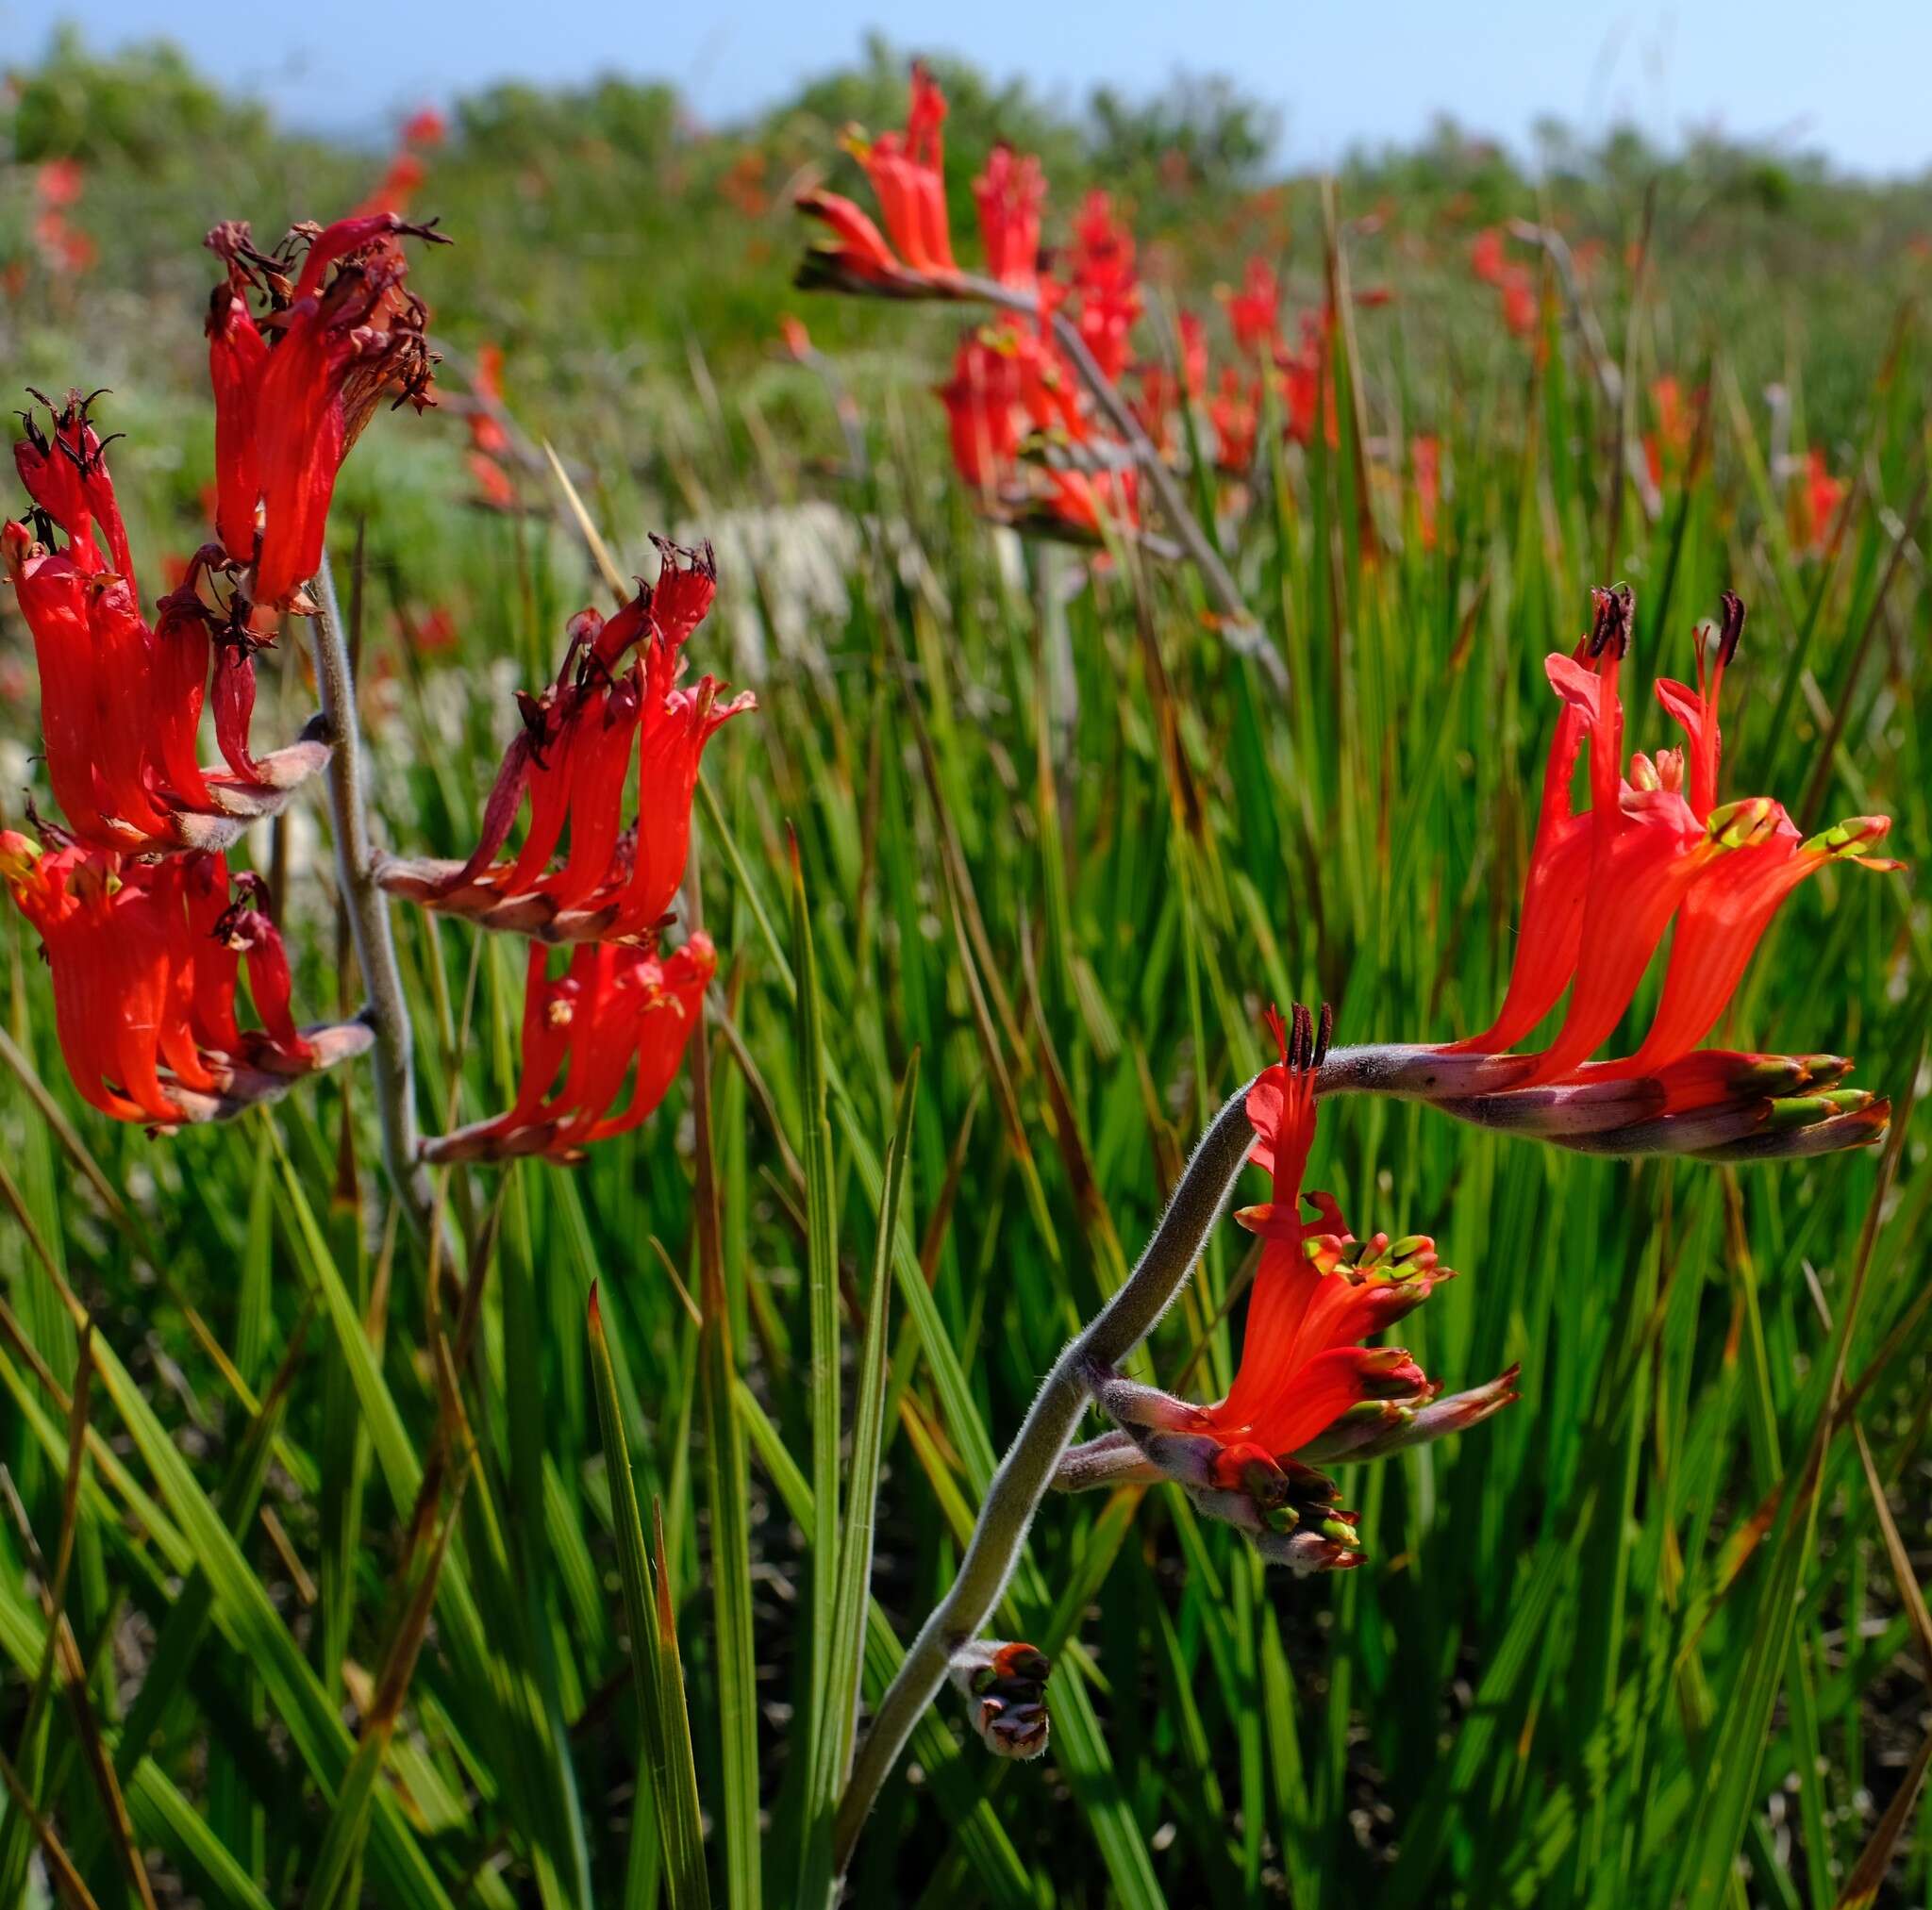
[{"left": 25, "top": 2, "right": 1932, "bottom": 175}]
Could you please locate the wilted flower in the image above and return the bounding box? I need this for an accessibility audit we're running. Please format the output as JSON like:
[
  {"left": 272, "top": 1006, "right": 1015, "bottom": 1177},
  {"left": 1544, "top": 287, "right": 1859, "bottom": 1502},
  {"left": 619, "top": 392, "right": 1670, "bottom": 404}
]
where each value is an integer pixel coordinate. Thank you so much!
[
  {"left": 6, "top": 391, "right": 326, "bottom": 853},
  {"left": 1062, "top": 1003, "right": 1517, "bottom": 1574},
  {"left": 948, "top": 1641, "right": 1051, "bottom": 1760},
  {"left": 377, "top": 540, "right": 753, "bottom": 940},
  {"left": 422, "top": 933, "right": 713, "bottom": 1164},
  {"left": 205, "top": 210, "right": 445, "bottom": 613},
  {"left": 0, "top": 830, "right": 367, "bottom": 1127}
]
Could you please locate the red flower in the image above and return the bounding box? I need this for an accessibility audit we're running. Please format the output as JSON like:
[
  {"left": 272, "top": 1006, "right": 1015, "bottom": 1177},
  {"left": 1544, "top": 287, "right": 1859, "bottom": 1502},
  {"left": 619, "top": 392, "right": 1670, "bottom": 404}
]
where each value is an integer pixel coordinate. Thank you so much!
[
  {"left": 1208, "top": 367, "right": 1257, "bottom": 474},
  {"left": 1177, "top": 311, "right": 1208, "bottom": 400},
  {"left": 1412, "top": 434, "right": 1441, "bottom": 549},
  {"left": 379, "top": 540, "right": 753, "bottom": 940},
  {"left": 205, "top": 211, "right": 443, "bottom": 613},
  {"left": 1275, "top": 310, "right": 1334, "bottom": 449},
  {"left": 974, "top": 143, "right": 1045, "bottom": 289},
  {"left": 1795, "top": 447, "right": 1843, "bottom": 553},
  {"left": 423, "top": 934, "right": 713, "bottom": 1163},
  {"left": 0, "top": 832, "right": 358, "bottom": 1126},
  {"left": 1500, "top": 273, "right": 1538, "bottom": 339},
  {"left": 1079, "top": 1005, "right": 1517, "bottom": 1572},
  {"left": 1472, "top": 228, "right": 1537, "bottom": 338},
  {"left": 7, "top": 393, "right": 324, "bottom": 853},
  {"left": 35, "top": 159, "right": 85, "bottom": 210},
  {"left": 1222, "top": 257, "right": 1281, "bottom": 357},
  {"left": 1452, "top": 588, "right": 1900, "bottom": 1086},
  {"left": 796, "top": 62, "right": 960, "bottom": 297},
  {"left": 1066, "top": 191, "right": 1141, "bottom": 383},
  {"left": 1471, "top": 227, "right": 1507, "bottom": 286},
  {"left": 1205, "top": 1005, "right": 1446, "bottom": 1463}
]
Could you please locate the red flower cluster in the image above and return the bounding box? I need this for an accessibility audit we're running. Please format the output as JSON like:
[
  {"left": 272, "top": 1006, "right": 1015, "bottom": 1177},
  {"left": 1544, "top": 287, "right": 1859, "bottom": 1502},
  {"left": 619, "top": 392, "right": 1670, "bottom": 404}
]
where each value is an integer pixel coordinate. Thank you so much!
[
  {"left": 465, "top": 343, "right": 517, "bottom": 510},
  {"left": 974, "top": 144, "right": 1045, "bottom": 290},
  {"left": 1471, "top": 226, "right": 1538, "bottom": 338},
  {"left": 32, "top": 159, "right": 96, "bottom": 277},
  {"left": 6, "top": 391, "right": 325, "bottom": 855},
  {"left": 1643, "top": 375, "right": 1694, "bottom": 489},
  {"left": 1792, "top": 448, "right": 1843, "bottom": 554},
  {"left": 381, "top": 539, "right": 750, "bottom": 1164},
  {"left": 798, "top": 66, "right": 1141, "bottom": 542},
  {"left": 1447, "top": 588, "right": 1899, "bottom": 1107},
  {"left": 206, "top": 211, "right": 444, "bottom": 613},
  {"left": 424, "top": 936, "right": 714, "bottom": 1164},
  {"left": 1065, "top": 191, "right": 1141, "bottom": 383},
  {"left": 795, "top": 61, "right": 958, "bottom": 297},
  {"left": 356, "top": 105, "right": 449, "bottom": 218},
  {"left": 0, "top": 831, "right": 363, "bottom": 1127},
  {"left": 1074, "top": 1004, "right": 1517, "bottom": 1574}
]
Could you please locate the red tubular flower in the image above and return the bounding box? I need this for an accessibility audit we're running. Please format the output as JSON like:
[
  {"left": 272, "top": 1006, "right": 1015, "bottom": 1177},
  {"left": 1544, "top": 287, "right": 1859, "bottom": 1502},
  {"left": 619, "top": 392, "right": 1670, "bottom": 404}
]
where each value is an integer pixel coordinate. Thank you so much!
[
  {"left": 205, "top": 211, "right": 443, "bottom": 613},
  {"left": 1796, "top": 448, "right": 1843, "bottom": 553},
  {"left": 464, "top": 342, "right": 516, "bottom": 508},
  {"left": 1081, "top": 1004, "right": 1516, "bottom": 1571},
  {"left": 7, "top": 396, "right": 325, "bottom": 853},
  {"left": 795, "top": 63, "right": 961, "bottom": 297},
  {"left": 937, "top": 329, "right": 1030, "bottom": 490},
  {"left": 1412, "top": 434, "right": 1441, "bottom": 550},
  {"left": 1205, "top": 1005, "right": 1447, "bottom": 1461},
  {"left": 1471, "top": 227, "right": 1507, "bottom": 286},
  {"left": 974, "top": 143, "right": 1045, "bottom": 288},
  {"left": 1066, "top": 191, "right": 1141, "bottom": 383},
  {"left": 378, "top": 540, "right": 753, "bottom": 940},
  {"left": 423, "top": 934, "right": 714, "bottom": 1164},
  {"left": 1208, "top": 367, "right": 1258, "bottom": 474},
  {"left": 0, "top": 832, "right": 357, "bottom": 1127},
  {"left": 1177, "top": 312, "right": 1208, "bottom": 400},
  {"left": 1222, "top": 257, "right": 1281, "bottom": 357},
  {"left": 1448, "top": 586, "right": 1900, "bottom": 1097},
  {"left": 1499, "top": 272, "right": 1538, "bottom": 339}
]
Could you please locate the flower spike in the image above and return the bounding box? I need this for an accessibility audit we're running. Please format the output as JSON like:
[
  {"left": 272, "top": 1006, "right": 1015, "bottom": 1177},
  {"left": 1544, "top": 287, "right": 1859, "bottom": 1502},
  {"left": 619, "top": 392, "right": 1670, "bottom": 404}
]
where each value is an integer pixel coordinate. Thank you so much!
[
  {"left": 1060, "top": 1002, "right": 1514, "bottom": 1572},
  {"left": 6, "top": 398, "right": 329, "bottom": 855},
  {"left": 1411, "top": 586, "right": 1899, "bottom": 1161},
  {"left": 0, "top": 831, "right": 367, "bottom": 1128},
  {"left": 377, "top": 548, "right": 752, "bottom": 940},
  {"left": 205, "top": 210, "right": 445, "bottom": 613},
  {"left": 421, "top": 935, "right": 713, "bottom": 1164}
]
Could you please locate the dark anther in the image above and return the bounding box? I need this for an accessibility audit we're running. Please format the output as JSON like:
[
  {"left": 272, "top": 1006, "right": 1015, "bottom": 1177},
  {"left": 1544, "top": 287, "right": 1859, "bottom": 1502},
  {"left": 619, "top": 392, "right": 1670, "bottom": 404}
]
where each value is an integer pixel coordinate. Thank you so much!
[
  {"left": 1587, "top": 582, "right": 1634, "bottom": 658},
  {"left": 1313, "top": 1002, "right": 1334, "bottom": 1069},
  {"left": 1717, "top": 590, "right": 1746, "bottom": 666}
]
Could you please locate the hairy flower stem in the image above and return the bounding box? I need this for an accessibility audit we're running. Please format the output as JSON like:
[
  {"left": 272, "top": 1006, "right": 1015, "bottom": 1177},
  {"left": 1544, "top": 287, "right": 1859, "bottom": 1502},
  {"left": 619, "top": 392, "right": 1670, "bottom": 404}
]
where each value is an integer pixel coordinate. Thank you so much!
[
  {"left": 833, "top": 1076, "right": 1259, "bottom": 1874},
  {"left": 309, "top": 554, "right": 436, "bottom": 1241}
]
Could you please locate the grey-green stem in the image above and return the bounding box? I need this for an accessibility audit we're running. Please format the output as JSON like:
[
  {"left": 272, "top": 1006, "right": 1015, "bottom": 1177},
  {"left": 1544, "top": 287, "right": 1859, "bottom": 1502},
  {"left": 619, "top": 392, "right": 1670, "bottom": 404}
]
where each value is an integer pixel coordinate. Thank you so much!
[
  {"left": 309, "top": 555, "right": 436, "bottom": 1240},
  {"left": 832, "top": 1075, "right": 1260, "bottom": 1874}
]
